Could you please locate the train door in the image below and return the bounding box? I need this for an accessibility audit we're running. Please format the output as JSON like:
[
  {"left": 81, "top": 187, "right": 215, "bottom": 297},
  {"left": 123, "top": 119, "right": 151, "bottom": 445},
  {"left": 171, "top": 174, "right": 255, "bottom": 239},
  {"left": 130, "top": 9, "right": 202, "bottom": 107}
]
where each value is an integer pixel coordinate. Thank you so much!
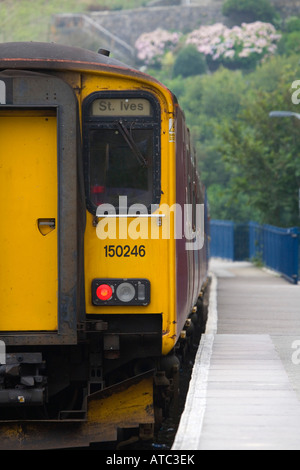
[
  {"left": 0, "top": 109, "right": 58, "bottom": 331},
  {"left": 0, "top": 71, "right": 79, "bottom": 343}
]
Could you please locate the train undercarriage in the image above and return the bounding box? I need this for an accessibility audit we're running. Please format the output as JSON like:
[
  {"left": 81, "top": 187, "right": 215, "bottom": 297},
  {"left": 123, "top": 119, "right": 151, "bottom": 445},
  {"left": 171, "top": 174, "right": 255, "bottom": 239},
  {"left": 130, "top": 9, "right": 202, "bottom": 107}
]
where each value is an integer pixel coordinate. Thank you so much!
[{"left": 0, "top": 283, "right": 209, "bottom": 450}]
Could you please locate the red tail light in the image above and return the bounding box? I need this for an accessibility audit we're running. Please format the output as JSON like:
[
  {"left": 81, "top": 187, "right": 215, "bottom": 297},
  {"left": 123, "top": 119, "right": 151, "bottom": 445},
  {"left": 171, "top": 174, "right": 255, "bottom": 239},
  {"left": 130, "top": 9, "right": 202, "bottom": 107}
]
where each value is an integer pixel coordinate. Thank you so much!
[{"left": 96, "top": 284, "right": 113, "bottom": 301}]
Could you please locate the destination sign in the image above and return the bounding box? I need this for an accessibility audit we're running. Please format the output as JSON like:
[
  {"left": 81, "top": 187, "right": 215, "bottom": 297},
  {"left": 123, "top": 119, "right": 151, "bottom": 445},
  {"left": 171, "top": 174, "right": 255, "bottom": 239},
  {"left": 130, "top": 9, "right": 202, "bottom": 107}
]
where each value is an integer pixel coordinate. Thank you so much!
[{"left": 92, "top": 98, "right": 152, "bottom": 117}]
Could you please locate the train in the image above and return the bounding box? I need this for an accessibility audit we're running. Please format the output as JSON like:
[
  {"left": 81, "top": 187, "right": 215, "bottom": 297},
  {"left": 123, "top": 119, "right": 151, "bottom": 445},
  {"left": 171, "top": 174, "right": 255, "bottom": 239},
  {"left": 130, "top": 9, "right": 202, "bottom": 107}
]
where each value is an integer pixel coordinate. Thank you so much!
[{"left": 0, "top": 42, "right": 209, "bottom": 449}]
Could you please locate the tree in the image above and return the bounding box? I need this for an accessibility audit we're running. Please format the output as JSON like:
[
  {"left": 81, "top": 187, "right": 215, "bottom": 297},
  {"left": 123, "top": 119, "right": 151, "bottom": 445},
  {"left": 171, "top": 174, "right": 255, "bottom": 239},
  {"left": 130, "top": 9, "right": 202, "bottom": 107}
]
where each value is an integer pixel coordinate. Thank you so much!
[
  {"left": 279, "top": 31, "right": 300, "bottom": 56},
  {"left": 222, "top": 0, "right": 278, "bottom": 24},
  {"left": 219, "top": 57, "right": 300, "bottom": 227},
  {"left": 173, "top": 45, "right": 207, "bottom": 78}
]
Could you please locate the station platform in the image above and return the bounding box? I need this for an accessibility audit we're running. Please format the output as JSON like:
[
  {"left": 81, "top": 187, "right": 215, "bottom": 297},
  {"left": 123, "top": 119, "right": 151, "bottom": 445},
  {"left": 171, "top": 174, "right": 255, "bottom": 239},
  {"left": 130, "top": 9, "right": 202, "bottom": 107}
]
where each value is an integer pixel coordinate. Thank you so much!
[{"left": 172, "top": 260, "right": 300, "bottom": 450}]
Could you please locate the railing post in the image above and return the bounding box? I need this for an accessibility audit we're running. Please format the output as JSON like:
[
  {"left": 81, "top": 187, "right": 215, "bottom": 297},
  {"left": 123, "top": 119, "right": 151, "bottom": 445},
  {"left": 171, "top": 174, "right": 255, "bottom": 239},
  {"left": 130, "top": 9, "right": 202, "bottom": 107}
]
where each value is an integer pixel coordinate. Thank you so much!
[{"left": 290, "top": 227, "right": 299, "bottom": 284}]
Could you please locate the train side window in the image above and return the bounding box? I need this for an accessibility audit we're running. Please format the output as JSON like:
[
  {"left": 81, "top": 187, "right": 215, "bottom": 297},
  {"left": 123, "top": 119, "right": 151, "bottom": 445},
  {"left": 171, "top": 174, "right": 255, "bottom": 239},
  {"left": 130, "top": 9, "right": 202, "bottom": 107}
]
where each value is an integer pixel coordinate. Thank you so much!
[{"left": 83, "top": 92, "right": 161, "bottom": 214}]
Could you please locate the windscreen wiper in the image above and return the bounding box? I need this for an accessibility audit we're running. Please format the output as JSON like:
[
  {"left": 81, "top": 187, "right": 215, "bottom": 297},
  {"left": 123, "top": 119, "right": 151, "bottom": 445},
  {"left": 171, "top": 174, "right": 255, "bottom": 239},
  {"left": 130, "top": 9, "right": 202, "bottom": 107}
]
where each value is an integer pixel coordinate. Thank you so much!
[{"left": 117, "top": 120, "right": 148, "bottom": 167}]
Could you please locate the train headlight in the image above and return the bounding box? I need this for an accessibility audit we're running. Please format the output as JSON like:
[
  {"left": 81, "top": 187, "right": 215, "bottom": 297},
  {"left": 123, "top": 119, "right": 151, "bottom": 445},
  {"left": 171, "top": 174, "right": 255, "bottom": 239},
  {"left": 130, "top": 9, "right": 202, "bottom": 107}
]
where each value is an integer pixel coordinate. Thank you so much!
[
  {"left": 92, "top": 279, "right": 150, "bottom": 306},
  {"left": 116, "top": 282, "right": 135, "bottom": 303}
]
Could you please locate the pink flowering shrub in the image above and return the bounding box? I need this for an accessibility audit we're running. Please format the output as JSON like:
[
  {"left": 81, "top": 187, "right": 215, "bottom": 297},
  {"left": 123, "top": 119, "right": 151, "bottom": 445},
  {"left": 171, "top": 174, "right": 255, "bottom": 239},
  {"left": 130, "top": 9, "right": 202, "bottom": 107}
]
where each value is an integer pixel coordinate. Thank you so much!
[
  {"left": 186, "top": 22, "right": 281, "bottom": 70},
  {"left": 135, "top": 22, "right": 281, "bottom": 71},
  {"left": 135, "top": 28, "right": 181, "bottom": 67}
]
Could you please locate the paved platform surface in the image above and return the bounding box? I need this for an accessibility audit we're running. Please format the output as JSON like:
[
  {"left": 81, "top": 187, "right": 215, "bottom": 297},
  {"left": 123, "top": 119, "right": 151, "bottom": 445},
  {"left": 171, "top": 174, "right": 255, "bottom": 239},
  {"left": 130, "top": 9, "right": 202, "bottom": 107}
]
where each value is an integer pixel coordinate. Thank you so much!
[{"left": 172, "top": 260, "right": 300, "bottom": 450}]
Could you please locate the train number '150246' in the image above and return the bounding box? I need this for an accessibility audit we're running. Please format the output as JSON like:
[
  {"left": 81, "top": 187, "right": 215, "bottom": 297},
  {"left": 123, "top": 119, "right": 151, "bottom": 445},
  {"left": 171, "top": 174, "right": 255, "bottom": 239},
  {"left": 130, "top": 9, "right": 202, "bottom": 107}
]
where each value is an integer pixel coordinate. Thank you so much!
[{"left": 104, "top": 245, "right": 146, "bottom": 258}]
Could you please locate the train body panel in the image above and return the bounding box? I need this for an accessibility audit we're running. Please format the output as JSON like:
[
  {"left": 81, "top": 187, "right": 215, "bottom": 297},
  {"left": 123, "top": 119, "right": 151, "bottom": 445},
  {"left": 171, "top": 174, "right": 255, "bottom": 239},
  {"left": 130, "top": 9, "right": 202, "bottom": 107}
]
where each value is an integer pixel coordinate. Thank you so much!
[
  {"left": 0, "top": 42, "right": 209, "bottom": 448},
  {"left": 174, "top": 106, "right": 209, "bottom": 336}
]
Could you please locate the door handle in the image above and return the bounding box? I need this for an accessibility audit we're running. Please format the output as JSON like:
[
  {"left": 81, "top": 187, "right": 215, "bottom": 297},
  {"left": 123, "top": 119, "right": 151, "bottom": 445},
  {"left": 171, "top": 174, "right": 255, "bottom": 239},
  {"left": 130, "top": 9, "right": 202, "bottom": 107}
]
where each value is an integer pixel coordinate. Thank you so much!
[{"left": 38, "top": 218, "right": 56, "bottom": 235}]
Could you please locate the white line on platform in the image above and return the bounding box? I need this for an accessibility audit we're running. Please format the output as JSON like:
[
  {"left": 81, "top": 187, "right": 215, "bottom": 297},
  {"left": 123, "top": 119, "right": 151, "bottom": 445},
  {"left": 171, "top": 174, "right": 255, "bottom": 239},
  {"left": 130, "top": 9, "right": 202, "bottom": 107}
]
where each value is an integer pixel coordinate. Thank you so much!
[
  {"left": 205, "top": 273, "right": 218, "bottom": 335},
  {"left": 172, "top": 273, "right": 218, "bottom": 450}
]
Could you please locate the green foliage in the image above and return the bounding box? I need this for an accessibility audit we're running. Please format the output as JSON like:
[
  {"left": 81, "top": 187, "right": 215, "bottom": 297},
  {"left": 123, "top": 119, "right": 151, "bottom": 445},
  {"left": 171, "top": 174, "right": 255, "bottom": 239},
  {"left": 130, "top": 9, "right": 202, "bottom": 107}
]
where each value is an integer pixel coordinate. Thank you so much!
[
  {"left": 285, "top": 16, "right": 300, "bottom": 33},
  {"left": 172, "top": 45, "right": 207, "bottom": 78},
  {"left": 197, "top": 68, "right": 247, "bottom": 120},
  {"left": 278, "top": 31, "right": 300, "bottom": 56},
  {"left": 157, "top": 55, "right": 300, "bottom": 226},
  {"left": 218, "top": 56, "right": 300, "bottom": 227},
  {"left": 277, "top": 13, "right": 300, "bottom": 56},
  {"left": 222, "top": 0, "right": 277, "bottom": 24},
  {"left": 177, "top": 68, "right": 248, "bottom": 192},
  {"left": 207, "top": 185, "right": 260, "bottom": 222}
]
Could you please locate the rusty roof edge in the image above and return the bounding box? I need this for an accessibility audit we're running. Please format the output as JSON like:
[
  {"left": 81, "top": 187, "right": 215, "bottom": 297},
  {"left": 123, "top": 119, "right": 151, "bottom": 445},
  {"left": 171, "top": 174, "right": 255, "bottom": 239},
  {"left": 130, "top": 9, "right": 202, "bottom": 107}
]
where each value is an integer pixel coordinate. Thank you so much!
[{"left": 0, "top": 41, "right": 177, "bottom": 105}]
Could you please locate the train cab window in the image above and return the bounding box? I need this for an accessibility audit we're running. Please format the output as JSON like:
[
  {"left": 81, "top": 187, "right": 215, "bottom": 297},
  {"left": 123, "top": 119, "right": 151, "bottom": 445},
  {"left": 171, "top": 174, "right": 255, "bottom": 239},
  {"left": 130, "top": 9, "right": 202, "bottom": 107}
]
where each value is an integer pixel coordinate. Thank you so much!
[{"left": 83, "top": 92, "right": 161, "bottom": 214}]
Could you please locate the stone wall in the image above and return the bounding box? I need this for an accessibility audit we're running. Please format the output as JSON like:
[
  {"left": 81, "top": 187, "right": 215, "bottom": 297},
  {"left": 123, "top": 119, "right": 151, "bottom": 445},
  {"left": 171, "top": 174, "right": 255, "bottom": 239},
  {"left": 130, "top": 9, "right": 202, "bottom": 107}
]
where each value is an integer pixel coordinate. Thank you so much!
[
  {"left": 51, "top": 2, "right": 226, "bottom": 62},
  {"left": 91, "top": 2, "right": 226, "bottom": 43},
  {"left": 50, "top": 0, "right": 300, "bottom": 64}
]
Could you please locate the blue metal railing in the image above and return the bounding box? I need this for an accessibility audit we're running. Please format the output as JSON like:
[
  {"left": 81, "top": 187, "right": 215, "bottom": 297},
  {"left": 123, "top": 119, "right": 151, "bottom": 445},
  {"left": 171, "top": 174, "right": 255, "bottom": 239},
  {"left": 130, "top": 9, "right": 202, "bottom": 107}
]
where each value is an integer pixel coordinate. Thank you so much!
[
  {"left": 211, "top": 220, "right": 300, "bottom": 284},
  {"left": 210, "top": 220, "right": 234, "bottom": 260}
]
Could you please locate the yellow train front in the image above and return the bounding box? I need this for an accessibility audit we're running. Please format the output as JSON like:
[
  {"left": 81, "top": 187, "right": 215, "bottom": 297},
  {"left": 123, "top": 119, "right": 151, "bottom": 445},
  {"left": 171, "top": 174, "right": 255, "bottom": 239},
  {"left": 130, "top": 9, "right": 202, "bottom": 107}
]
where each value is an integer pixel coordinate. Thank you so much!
[{"left": 0, "top": 42, "right": 209, "bottom": 449}]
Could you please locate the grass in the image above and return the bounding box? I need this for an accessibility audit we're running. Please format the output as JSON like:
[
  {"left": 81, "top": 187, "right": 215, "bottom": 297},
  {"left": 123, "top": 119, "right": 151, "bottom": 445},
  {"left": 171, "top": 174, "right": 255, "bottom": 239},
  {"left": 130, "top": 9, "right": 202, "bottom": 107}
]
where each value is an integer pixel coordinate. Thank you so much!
[{"left": 0, "top": 0, "right": 148, "bottom": 43}]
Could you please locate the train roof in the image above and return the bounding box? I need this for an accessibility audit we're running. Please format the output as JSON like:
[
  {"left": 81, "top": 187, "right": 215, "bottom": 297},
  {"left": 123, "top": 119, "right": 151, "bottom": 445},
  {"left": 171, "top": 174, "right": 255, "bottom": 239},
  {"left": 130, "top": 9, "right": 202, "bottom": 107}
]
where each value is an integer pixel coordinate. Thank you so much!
[
  {"left": 0, "top": 41, "right": 178, "bottom": 106},
  {"left": 0, "top": 41, "right": 140, "bottom": 74}
]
